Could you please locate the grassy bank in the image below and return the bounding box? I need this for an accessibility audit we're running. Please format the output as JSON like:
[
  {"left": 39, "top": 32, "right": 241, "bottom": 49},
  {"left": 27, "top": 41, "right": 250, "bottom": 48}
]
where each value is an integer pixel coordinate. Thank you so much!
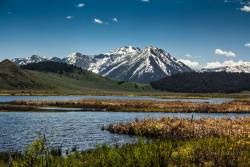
[
  {"left": 0, "top": 136, "right": 249, "bottom": 167},
  {"left": 104, "top": 117, "right": 250, "bottom": 140},
  {"left": 3, "top": 99, "right": 250, "bottom": 113}
]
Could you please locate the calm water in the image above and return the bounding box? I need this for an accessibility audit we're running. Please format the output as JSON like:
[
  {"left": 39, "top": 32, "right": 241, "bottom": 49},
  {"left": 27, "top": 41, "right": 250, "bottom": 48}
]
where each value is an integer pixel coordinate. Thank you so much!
[
  {"left": 0, "top": 111, "right": 249, "bottom": 153},
  {"left": 0, "top": 95, "right": 233, "bottom": 104}
]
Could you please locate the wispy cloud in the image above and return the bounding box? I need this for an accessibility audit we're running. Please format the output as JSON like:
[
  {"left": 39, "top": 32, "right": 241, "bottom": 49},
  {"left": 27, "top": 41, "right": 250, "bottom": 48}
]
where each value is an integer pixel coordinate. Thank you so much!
[
  {"left": 77, "top": 3, "right": 85, "bottom": 8},
  {"left": 112, "top": 17, "right": 118, "bottom": 23},
  {"left": 66, "top": 16, "right": 74, "bottom": 20},
  {"left": 94, "top": 18, "right": 104, "bottom": 24},
  {"left": 245, "top": 43, "right": 250, "bottom": 47},
  {"left": 214, "top": 49, "right": 236, "bottom": 57},
  {"left": 240, "top": 5, "right": 250, "bottom": 12}
]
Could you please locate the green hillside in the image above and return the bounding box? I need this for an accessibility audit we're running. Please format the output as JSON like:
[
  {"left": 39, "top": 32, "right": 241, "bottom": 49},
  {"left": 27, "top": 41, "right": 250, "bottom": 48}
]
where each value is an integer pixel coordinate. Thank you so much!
[
  {"left": 0, "top": 60, "right": 152, "bottom": 95},
  {"left": 0, "top": 59, "right": 43, "bottom": 90}
]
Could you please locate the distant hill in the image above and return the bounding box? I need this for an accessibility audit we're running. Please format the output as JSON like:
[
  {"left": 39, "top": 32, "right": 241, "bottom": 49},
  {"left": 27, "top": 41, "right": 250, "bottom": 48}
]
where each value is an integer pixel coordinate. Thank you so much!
[
  {"left": 0, "top": 59, "right": 42, "bottom": 90},
  {"left": 0, "top": 60, "right": 151, "bottom": 94},
  {"left": 151, "top": 72, "right": 250, "bottom": 93}
]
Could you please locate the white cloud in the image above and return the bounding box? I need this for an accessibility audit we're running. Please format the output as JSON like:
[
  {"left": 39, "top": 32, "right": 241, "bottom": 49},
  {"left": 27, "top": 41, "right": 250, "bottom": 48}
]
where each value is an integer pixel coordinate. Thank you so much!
[
  {"left": 245, "top": 43, "right": 250, "bottom": 47},
  {"left": 214, "top": 49, "right": 236, "bottom": 57},
  {"left": 205, "top": 60, "right": 250, "bottom": 68},
  {"left": 112, "top": 17, "right": 118, "bottom": 22},
  {"left": 94, "top": 18, "right": 103, "bottom": 24},
  {"left": 66, "top": 16, "right": 74, "bottom": 20},
  {"left": 141, "top": 0, "right": 150, "bottom": 2},
  {"left": 179, "top": 59, "right": 200, "bottom": 69},
  {"left": 77, "top": 3, "right": 85, "bottom": 8},
  {"left": 241, "top": 5, "right": 250, "bottom": 12}
]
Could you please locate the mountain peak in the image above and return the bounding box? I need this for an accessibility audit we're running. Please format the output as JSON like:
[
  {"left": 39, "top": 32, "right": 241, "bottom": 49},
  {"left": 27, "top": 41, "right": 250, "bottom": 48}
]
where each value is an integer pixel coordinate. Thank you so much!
[
  {"left": 145, "top": 45, "right": 157, "bottom": 50},
  {"left": 63, "top": 52, "right": 93, "bottom": 69},
  {"left": 68, "top": 52, "right": 83, "bottom": 58},
  {"left": 142, "top": 46, "right": 168, "bottom": 58},
  {"left": 30, "top": 55, "right": 43, "bottom": 59},
  {"left": 106, "top": 46, "right": 142, "bottom": 56}
]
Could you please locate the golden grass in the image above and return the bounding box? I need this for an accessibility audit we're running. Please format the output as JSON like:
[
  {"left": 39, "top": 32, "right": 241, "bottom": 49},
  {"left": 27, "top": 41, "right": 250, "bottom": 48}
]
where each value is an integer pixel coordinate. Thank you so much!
[
  {"left": 104, "top": 117, "right": 250, "bottom": 140},
  {"left": 6, "top": 99, "right": 250, "bottom": 113}
]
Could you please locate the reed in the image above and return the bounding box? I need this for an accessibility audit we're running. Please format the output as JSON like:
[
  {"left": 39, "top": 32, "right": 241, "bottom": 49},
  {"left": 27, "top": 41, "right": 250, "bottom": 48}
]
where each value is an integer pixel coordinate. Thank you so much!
[{"left": 104, "top": 117, "right": 250, "bottom": 140}]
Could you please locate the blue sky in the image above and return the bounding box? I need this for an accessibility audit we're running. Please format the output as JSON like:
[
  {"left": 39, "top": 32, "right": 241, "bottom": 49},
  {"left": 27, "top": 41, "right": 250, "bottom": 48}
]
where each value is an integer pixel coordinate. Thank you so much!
[{"left": 0, "top": 0, "right": 250, "bottom": 68}]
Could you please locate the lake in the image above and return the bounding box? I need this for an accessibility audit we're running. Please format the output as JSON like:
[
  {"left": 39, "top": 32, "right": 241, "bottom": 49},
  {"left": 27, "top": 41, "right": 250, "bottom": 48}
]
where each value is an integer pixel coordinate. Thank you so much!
[
  {"left": 0, "top": 111, "right": 249, "bottom": 153},
  {"left": 0, "top": 95, "right": 233, "bottom": 104}
]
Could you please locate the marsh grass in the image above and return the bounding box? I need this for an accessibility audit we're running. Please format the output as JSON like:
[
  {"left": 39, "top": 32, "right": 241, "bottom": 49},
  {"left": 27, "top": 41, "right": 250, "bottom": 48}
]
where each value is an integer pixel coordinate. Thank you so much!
[
  {"left": 6, "top": 99, "right": 250, "bottom": 113},
  {"left": 0, "top": 136, "right": 249, "bottom": 167},
  {"left": 104, "top": 117, "right": 250, "bottom": 140}
]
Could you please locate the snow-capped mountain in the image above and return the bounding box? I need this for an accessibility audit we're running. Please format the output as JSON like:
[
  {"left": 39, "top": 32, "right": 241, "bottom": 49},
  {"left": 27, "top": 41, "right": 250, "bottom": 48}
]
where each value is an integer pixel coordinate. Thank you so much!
[
  {"left": 89, "top": 46, "right": 192, "bottom": 83},
  {"left": 11, "top": 46, "right": 193, "bottom": 83},
  {"left": 89, "top": 46, "right": 142, "bottom": 74},
  {"left": 12, "top": 55, "right": 49, "bottom": 65},
  {"left": 62, "top": 52, "right": 94, "bottom": 70},
  {"left": 202, "top": 62, "right": 250, "bottom": 73}
]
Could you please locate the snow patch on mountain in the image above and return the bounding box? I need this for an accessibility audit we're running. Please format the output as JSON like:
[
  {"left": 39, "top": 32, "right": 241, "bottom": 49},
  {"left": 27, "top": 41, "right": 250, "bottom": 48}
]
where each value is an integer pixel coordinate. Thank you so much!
[{"left": 62, "top": 52, "right": 94, "bottom": 70}]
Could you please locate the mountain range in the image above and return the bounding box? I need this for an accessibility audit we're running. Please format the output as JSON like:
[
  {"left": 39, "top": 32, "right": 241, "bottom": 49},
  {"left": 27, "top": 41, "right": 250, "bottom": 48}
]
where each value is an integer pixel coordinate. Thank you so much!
[
  {"left": 12, "top": 46, "right": 250, "bottom": 83},
  {"left": 12, "top": 46, "right": 193, "bottom": 83},
  {"left": 202, "top": 62, "right": 250, "bottom": 73}
]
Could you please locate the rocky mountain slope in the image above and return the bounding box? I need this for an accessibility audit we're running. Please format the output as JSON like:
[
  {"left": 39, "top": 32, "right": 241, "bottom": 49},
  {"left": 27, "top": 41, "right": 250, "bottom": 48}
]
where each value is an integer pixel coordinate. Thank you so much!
[{"left": 89, "top": 46, "right": 192, "bottom": 83}]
